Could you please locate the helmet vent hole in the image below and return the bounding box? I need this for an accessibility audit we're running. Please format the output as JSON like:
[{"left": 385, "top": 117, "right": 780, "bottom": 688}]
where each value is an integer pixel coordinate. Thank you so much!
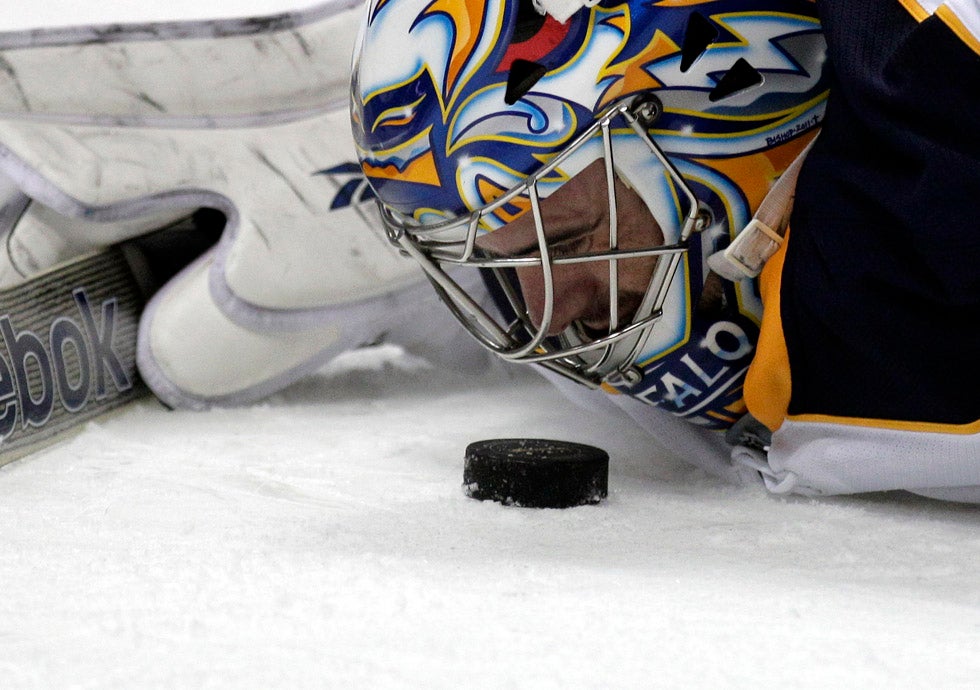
[
  {"left": 709, "top": 58, "right": 764, "bottom": 102},
  {"left": 505, "top": 59, "right": 548, "bottom": 105},
  {"left": 514, "top": 0, "right": 548, "bottom": 43},
  {"left": 680, "top": 12, "right": 719, "bottom": 73}
]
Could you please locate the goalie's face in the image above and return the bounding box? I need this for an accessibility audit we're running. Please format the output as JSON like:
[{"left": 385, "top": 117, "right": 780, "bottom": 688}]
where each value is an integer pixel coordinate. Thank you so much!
[
  {"left": 372, "top": 99, "right": 696, "bottom": 390},
  {"left": 475, "top": 158, "right": 663, "bottom": 338}
]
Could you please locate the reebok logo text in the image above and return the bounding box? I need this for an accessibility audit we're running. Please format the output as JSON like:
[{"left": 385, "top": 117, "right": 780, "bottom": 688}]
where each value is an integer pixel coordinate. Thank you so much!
[{"left": 0, "top": 289, "right": 132, "bottom": 440}]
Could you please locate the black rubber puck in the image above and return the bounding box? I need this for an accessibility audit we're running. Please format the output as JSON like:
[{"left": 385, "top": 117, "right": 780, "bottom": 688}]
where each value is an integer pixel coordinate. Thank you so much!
[{"left": 463, "top": 438, "right": 609, "bottom": 508}]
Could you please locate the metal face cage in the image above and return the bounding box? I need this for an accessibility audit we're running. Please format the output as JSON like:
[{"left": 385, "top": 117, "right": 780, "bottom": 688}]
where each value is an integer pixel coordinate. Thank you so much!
[{"left": 377, "top": 94, "right": 710, "bottom": 388}]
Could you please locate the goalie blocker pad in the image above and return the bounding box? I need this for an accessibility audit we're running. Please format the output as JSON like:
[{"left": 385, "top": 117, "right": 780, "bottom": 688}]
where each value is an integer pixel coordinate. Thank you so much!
[
  {"left": 0, "top": 248, "right": 146, "bottom": 467},
  {"left": 0, "top": 1, "right": 428, "bottom": 412}
]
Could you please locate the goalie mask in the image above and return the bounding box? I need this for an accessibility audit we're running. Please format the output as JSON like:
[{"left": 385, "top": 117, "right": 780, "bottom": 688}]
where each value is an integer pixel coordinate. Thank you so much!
[{"left": 351, "top": 0, "right": 827, "bottom": 429}]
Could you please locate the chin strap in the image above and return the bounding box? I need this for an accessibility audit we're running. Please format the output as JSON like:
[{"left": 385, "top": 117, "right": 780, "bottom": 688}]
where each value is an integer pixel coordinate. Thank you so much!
[
  {"left": 532, "top": 0, "right": 601, "bottom": 23},
  {"left": 707, "top": 135, "right": 818, "bottom": 281}
]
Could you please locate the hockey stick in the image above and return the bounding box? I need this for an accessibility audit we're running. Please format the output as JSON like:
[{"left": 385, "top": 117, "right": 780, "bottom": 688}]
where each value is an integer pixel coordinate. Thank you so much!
[
  {"left": 0, "top": 247, "right": 147, "bottom": 467},
  {"left": 0, "top": 209, "right": 223, "bottom": 468}
]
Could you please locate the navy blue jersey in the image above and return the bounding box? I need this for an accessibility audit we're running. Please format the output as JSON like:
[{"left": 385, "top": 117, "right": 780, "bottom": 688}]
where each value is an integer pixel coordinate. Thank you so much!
[
  {"left": 787, "top": 0, "right": 980, "bottom": 423},
  {"left": 744, "top": 0, "right": 980, "bottom": 498}
]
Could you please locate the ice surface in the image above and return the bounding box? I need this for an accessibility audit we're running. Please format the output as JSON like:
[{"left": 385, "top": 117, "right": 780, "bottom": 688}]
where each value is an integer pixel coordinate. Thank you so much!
[{"left": 1, "top": 345, "right": 977, "bottom": 689}]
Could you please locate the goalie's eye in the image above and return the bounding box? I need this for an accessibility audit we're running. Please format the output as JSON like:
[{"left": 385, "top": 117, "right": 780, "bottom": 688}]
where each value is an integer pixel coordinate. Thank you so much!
[{"left": 372, "top": 94, "right": 426, "bottom": 132}]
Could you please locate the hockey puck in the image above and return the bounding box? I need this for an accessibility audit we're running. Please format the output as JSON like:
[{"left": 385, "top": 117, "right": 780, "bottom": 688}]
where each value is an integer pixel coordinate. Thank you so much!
[{"left": 463, "top": 439, "right": 608, "bottom": 508}]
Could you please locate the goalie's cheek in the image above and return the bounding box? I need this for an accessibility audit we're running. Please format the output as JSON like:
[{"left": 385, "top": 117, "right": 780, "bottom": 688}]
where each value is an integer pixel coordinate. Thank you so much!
[{"left": 515, "top": 261, "right": 606, "bottom": 336}]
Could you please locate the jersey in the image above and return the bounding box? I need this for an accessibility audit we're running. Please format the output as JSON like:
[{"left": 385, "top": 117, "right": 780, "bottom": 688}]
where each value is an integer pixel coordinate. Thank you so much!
[{"left": 744, "top": 0, "right": 980, "bottom": 500}]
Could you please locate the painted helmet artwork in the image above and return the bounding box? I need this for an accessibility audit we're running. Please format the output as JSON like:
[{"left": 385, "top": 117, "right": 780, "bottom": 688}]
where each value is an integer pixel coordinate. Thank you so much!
[{"left": 351, "top": 0, "right": 828, "bottom": 428}]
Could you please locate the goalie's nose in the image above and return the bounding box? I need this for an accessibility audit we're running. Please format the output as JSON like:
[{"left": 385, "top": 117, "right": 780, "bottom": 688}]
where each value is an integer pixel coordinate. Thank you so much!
[{"left": 476, "top": 159, "right": 664, "bottom": 338}]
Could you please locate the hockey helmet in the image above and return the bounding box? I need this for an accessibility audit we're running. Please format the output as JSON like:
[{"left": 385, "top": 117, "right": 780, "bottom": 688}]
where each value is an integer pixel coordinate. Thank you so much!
[{"left": 351, "top": 0, "right": 828, "bottom": 428}]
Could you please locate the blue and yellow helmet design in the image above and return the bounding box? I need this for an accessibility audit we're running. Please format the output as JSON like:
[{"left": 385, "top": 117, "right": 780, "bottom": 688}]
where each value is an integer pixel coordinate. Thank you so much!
[{"left": 351, "top": 0, "right": 828, "bottom": 429}]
